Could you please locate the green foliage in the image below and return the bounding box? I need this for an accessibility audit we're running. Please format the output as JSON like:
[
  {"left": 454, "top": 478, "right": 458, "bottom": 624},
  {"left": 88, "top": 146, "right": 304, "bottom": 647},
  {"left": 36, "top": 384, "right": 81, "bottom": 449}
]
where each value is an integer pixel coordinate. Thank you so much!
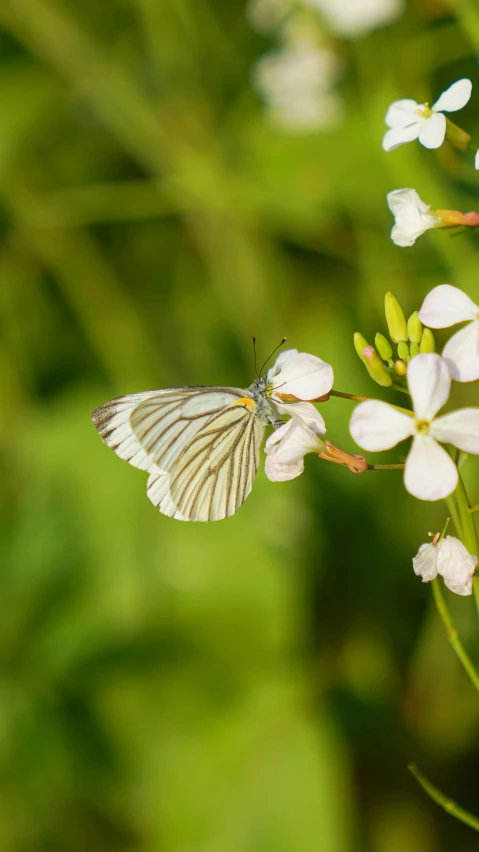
[{"left": 1, "top": 0, "right": 479, "bottom": 850}]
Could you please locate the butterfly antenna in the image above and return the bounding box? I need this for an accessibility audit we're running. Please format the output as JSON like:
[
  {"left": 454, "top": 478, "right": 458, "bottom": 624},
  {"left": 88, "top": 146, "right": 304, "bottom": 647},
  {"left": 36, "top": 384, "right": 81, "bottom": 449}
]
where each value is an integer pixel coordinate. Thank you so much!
[
  {"left": 252, "top": 337, "right": 259, "bottom": 378},
  {"left": 259, "top": 337, "right": 287, "bottom": 377}
]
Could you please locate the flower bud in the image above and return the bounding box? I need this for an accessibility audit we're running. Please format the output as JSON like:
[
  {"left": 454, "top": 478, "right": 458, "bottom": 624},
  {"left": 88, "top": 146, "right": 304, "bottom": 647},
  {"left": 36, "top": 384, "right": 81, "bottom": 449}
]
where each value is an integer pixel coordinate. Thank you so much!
[
  {"left": 385, "top": 292, "right": 407, "bottom": 343},
  {"left": 407, "top": 311, "right": 422, "bottom": 344},
  {"left": 409, "top": 342, "right": 420, "bottom": 357},
  {"left": 445, "top": 117, "right": 472, "bottom": 151},
  {"left": 397, "top": 341, "right": 409, "bottom": 361},
  {"left": 362, "top": 347, "right": 392, "bottom": 387},
  {"left": 354, "top": 332, "right": 370, "bottom": 363},
  {"left": 394, "top": 360, "right": 407, "bottom": 376},
  {"left": 375, "top": 333, "right": 392, "bottom": 361},
  {"left": 420, "top": 328, "right": 435, "bottom": 353}
]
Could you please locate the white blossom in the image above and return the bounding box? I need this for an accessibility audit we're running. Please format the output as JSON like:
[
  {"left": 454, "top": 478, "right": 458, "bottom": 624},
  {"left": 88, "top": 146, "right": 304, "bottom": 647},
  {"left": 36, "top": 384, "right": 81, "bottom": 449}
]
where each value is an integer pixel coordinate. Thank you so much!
[
  {"left": 387, "top": 188, "right": 443, "bottom": 247},
  {"left": 413, "top": 542, "right": 440, "bottom": 582},
  {"left": 253, "top": 36, "right": 343, "bottom": 133},
  {"left": 418, "top": 284, "right": 479, "bottom": 382},
  {"left": 306, "top": 0, "right": 403, "bottom": 37},
  {"left": 349, "top": 353, "right": 479, "bottom": 501},
  {"left": 383, "top": 79, "right": 472, "bottom": 152},
  {"left": 438, "top": 536, "right": 477, "bottom": 595},
  {"left": 413, "top": 536, "right": 477, "bottom": 595},
  {"left": 267, "top": 348, "right": 334, "bottom": 404},
  {"left": 265, "top": 406, "right": 325, "bottom": 481}
]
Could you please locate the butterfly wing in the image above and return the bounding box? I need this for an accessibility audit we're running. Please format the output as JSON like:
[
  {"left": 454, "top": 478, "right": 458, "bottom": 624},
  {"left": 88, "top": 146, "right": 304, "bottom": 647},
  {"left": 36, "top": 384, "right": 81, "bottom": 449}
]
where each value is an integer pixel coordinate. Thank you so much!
[
  {"left": 166, "top": 402, "right": 263, "bottom": 521},
  {"left": 92, "top": 387, "right": 263, "bottom": 522},
  {"left": 130, "top": 389, "right": 264, "bottom": 521}
]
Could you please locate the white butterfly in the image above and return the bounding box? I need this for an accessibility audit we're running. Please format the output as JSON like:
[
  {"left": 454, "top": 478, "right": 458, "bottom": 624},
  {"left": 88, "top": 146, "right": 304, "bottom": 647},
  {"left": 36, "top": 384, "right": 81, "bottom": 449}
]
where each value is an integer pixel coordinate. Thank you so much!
[{"left": 91, "top": 349, "right": 334, "bottom": 522}]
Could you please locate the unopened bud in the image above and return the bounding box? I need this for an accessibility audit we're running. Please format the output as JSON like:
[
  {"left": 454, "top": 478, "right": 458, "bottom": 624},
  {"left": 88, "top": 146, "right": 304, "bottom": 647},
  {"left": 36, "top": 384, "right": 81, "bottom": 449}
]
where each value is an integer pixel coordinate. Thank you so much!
[
  {"left": 410, "top": 342, "right": 420, "bottom": 357},
  {"left": 407, "top": 311, "right": 422, "bottom": 344},
  {"left": 394, "top": 360, "right": 407, "bottom": 376},
  {"left": 362, "top": 346, "right": 393, "bottom": 387},
  {"left": 445, "top": 117, "right": 472, "bottom": 151},
  {"left": 375, "top": 332, "right": 393, "bottom": 361},
  {"left": 397, "top": 341, "right": 410, "bottom": 362},
  {"left": 354, "top": 332, "right": 370, "bottom": 363},
  {"left": 385, "top": 292, "right": 407, "bottom": 343},
  {"left": 420, "top": 328, "right": 436, "bottom": 353}
]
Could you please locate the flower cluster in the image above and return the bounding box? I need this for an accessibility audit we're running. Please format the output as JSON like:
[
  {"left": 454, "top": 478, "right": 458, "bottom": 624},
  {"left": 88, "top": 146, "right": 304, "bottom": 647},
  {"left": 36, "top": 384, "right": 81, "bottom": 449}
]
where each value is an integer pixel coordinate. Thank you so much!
[
  {"left": 383, "top": 79, "right": 479, "bottom": 247},
  {"left": 413, "top": 536, "right": 477, "bottom": 596}
]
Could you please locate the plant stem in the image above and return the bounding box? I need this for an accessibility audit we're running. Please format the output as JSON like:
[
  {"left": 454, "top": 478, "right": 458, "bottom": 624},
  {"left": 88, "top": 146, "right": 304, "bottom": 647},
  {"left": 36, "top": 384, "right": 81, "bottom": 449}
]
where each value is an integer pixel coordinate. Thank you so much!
[
  {"left": 469, "top": 504, "right": 479, "bottom": 514},
  {"left": 391, "top": 384, "right": 410, "bottom": 395},
  {"left": 455, "top": 474, "right": 479, "bottom": 614},
  {"left": 367, "top": 464, "right": 405, "bottom": 470},
  {"left": 329, "top": 389, "right": 370, "bottom": 403},
  {"left": 431, "top": 579, "right": 479, "bottom": 694},
  {"left": 409, "top": 765, "right": 479, "bottom": 832},
  {"left": 445, "top": 493, "right": 463, "bottom": 542}
]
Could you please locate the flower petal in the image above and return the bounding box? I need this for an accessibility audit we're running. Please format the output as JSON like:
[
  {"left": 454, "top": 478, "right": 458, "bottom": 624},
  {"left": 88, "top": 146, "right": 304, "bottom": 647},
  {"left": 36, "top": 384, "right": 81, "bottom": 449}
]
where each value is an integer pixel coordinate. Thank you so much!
[
  {"left": 385, "top": 99, "right": 420, "bottom": 128},
  {"left": 270, "top": 352, "right": 334, "bottom": 400},
  {"left": 418, "top": 284, "right": 479, "bottom": 328},
  {"left": 437, "top": 536, "right": 476, "bottom": 596},
  {"left": 382, "top": 122, "right": 421, "bottom": 151},
  {"left": 267, "top": 348, "right": 298, "bottom": 379},
  {"left": 404, "top": 434, "right": 458, "bottom": 501},
  {"left": 412, "top": 542, "right": 439, "bottom": 582},
  {"left": 432, "top": 79, "right": 472, "bottom": 113},
  {"left": 407, "top": 353, "right": 450, "bottom": 421},
  {"left": 418, "top": 112, "right": 446, "bottom": 148},
  {"left": 349, "top": 400, "right": 414, "bottom": 451},
  {"left": 275, "top": 400, "right": 326, "bottom": 435},
  {"left": 264, "top": 418, "right": 323, "bottom": 482},
  {"left": 476, "top": 149, "right": 479, "bottom": 170},
  {"left": 431, "top": 408, "right": 479, "bottom": 453},
  {"left": 387, "top": 187, "right": 430, "bottom": 216},
  {"left": 442, "top": 321, "right": 479, "bottom": 382}
]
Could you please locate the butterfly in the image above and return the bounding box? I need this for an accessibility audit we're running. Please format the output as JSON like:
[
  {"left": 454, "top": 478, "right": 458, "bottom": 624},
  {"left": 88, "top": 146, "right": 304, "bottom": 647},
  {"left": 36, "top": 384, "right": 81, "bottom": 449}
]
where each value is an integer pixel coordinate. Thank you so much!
[{"left": 91, "top": 345, "right": 333, "bottom": 522}]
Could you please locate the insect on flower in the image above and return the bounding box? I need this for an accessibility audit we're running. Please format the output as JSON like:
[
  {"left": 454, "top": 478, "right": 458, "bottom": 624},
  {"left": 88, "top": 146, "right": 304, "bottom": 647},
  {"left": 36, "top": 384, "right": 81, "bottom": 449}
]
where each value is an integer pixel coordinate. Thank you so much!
[{"left": 92, "top": 343, "right": 334, "bottom": 522}]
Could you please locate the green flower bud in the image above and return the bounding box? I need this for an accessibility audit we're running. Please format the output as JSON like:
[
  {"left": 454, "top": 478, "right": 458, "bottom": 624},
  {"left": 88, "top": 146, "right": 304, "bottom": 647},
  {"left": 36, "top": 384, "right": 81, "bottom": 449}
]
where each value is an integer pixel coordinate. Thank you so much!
[
  {"left": 375, "top": 333, "right": 393, "bottom": 361},
  {"left": 407, "top": 311, "right": 422, "bottom": 344},
  {"left": 410, "top": 342, "right": 420, "bottom": 357},
  {"left": 420, "top": 328, "right": 436, "bottom": 353},
  {"left": 362, "top": 347, "right": 393, "bottom": 387},
  {"left": 445, "top": 117, "right": 472, "bottom": 151},
  {"left": 394, "top": 360, "right": 407, "bottom": 376},
  {"left": 385, "top": 292, "right": 407, "bottom": 343},
  {"left": 397, "top": 341, "right": 409, "bottom": 361},
  {"left": 354, "top": 332, "right": 370, "bottom": 363}
]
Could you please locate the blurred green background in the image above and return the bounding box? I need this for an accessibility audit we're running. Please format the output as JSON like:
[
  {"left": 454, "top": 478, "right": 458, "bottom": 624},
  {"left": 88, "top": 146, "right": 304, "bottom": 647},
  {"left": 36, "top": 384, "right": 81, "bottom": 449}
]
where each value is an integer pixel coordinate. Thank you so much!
[{"left": 2, "top": 0, "right": 479, "bottom": 849}]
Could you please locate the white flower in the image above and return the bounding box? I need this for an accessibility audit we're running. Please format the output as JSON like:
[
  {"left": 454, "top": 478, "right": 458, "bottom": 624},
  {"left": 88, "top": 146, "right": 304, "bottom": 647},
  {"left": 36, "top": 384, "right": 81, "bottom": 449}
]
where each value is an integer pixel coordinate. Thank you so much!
[
  {"left": 305, "top": 0, "right": 403, "bottom": 37},
  {"left": 349, "top": 353, "right": 479, "bottom": 501},
  {"left": 418, "top": 284, "right": 479, "bottom": 382},
  {"left": 382, "top": 79, "right": 472, "bottom": 152},
  {"left": 413, "top": 542, "right": 440, "bottom": 582},
  {"left": 265, "top": 406, "right": 326, "bottom": 481},
  {"left": 439, "top": 536, "right": 477, "bottom": 595},
  {"left": 267, "top": 348, "right": 334, "bottom": 404},
  {"left": 413, "top": 536, "right": 477, "bottom": 595},
  {"left": 387, "top": 188, "right": 443, "bottom": 247},
  {"left": 475, "top": 150, "right": 479, "bottom": 170},
  {"left": 253, "top": 36, "right": 343, "bottom": 133}
]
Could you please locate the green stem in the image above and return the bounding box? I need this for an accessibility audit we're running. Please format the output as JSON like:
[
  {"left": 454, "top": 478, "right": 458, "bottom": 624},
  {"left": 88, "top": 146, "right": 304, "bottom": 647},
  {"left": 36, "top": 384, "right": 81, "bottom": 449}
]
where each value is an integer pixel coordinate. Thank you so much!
[
  {"left": 445, "top": 493, "right": 463, "bottom": 542},
  {"left": 409, "top": 765, "right": 479, "bottom": 831},
  {"left": 329, "top": 390, "right": 370, "bottom": 403},
  {"left": 455, "top": 474, "right": 479, "bottom": 614},
  {"left": 431, "top": 579, "right": 479, "bottom": 694},
  {"left": 469, "top": 504, "right": 479, "bottom": 514},
  {"left": 368, "top": 464, "right": 405, "bottom": 470},
  {"left": 391, "top": 383, "right": 410, "bottom": 395}
]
